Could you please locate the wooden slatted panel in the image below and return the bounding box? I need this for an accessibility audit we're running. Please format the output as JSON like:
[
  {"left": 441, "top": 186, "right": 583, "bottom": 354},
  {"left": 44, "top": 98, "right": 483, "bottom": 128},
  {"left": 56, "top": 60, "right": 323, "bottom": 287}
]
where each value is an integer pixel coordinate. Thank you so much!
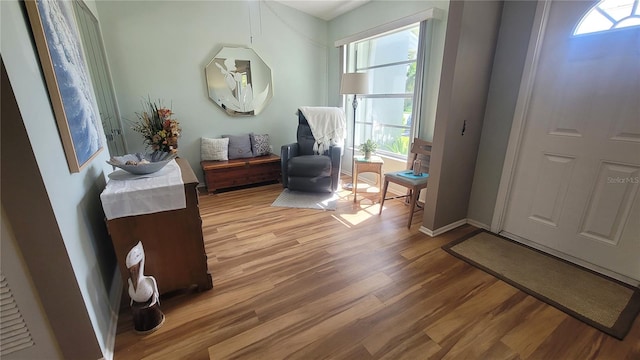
[{"left": 0, "top": 274, "right": 35, "bottom": 356}]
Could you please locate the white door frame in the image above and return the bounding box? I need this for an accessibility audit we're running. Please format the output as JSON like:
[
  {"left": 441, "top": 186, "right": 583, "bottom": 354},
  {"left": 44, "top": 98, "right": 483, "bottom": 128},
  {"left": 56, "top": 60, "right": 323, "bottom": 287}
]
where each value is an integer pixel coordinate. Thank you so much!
[{"left": 491, "top": 0, "right": 552, "bottom": 233}]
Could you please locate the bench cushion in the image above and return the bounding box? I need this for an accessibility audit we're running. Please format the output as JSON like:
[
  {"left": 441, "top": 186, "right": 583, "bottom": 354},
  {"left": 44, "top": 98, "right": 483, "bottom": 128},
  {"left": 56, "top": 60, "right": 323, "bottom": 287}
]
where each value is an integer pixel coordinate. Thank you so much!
[
  {"left": 251, "top": 133, "right": 270, "bottom": 156},
  {"left": 201, "top": 137, "right": 229, "bottom": 161},
  {"left": 223, "top": 134, "right": 253, "bottom": 159}
]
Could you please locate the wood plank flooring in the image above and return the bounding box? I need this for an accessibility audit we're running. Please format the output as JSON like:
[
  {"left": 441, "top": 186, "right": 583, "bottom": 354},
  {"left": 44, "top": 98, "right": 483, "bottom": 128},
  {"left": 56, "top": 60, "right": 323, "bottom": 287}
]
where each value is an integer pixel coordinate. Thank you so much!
[{"left": 113, "top": 182, "right": 640, "bottom": 359}]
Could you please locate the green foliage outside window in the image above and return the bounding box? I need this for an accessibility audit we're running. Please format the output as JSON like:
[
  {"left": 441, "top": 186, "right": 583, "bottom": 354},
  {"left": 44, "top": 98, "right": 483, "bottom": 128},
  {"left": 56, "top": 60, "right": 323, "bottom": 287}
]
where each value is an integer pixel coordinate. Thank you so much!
[{"left": 384, "top": 136, "right": 410, "bottom": 155}]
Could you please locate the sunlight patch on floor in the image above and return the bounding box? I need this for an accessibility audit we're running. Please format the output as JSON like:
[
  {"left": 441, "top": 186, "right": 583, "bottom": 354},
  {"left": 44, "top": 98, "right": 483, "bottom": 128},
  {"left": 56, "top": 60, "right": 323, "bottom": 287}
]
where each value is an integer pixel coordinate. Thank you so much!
[{"left": 338, "top": 201, "right": 382, "bottom": 226}]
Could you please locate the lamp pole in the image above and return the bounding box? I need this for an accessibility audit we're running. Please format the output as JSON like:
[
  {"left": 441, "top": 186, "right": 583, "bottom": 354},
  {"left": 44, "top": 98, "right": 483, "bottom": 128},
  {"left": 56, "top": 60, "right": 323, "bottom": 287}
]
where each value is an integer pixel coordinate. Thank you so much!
[
  {"left": 350, "top": 94, "right": 359, "bottom": 190},
  {"left": 339, "top": 72, "right": 369, "bottom": 190}
]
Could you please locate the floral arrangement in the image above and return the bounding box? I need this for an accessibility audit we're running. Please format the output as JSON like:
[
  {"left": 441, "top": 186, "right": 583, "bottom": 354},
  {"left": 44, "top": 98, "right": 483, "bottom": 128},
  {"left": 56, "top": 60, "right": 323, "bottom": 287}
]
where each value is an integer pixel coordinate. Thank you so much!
[{"left": 131, "top": 98, "right": 181, "bottom": 153}]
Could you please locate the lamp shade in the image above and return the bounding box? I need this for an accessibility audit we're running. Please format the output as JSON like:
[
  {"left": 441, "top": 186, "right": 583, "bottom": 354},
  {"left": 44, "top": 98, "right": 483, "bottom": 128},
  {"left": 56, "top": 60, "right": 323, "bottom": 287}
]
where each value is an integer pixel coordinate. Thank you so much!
[{"left": 340, "top": 72, "right": 369, "bottom": 95}]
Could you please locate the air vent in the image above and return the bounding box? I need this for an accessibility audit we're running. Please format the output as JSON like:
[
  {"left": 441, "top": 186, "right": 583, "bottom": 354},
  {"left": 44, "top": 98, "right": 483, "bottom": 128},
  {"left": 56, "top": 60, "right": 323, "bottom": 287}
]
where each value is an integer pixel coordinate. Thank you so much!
[{"left": 0, "top": 274, "right": 35, "bottom": 356}]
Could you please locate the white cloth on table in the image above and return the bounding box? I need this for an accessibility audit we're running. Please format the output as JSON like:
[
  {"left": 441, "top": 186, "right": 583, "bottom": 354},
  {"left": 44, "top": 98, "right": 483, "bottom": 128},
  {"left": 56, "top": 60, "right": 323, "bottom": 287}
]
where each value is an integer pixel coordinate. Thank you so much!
[
  {"left": 298, "top": 106, "right": 346, "bottom": 155},
  {"left": 100, "top": 159, "right": 185, "bottom": 220}
]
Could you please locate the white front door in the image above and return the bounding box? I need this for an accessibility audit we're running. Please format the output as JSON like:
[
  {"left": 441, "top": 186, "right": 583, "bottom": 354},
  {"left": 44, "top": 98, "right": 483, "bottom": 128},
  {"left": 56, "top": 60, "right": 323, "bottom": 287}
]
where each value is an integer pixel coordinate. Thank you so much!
[{"left": 503, "top": 0, "right": 640, "bottom": 281}]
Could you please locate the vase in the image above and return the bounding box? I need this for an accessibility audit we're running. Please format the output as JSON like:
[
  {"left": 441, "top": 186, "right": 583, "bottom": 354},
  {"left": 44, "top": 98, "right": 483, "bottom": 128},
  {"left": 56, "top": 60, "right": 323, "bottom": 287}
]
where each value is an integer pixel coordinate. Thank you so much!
[{"left": 364, "top": 151, "right": 371, "bottom": 160}]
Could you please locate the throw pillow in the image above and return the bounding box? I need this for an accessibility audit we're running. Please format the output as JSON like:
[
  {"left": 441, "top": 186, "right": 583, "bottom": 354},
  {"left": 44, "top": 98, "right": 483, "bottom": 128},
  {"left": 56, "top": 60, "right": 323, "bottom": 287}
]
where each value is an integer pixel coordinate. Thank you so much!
[
  {"left": 201, "top": 137, "right": 229, "bottom": 161},
  {"left": 223, "top": 134, "right": 253, "bottom": 159},
  {"left": 250, "top": 133, "right": 271, "bottom": 156}
]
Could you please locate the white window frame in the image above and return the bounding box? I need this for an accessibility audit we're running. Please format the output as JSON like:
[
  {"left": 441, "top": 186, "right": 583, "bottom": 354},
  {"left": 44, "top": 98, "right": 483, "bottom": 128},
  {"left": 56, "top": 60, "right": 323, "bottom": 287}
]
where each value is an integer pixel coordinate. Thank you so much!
[
  {"left": 346, "top": 23, "right": 421, "bottom": 160},
  {"left": 336, "top": 8, "right": 442, "bottom": 161},
  {"left": 574, "top": 0, "right": 640, "bottom": 36}
]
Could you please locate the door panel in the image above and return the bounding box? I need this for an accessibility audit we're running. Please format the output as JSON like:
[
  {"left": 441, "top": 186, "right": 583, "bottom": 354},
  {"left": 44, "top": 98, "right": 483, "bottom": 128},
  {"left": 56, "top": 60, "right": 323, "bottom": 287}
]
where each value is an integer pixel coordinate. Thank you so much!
[
  {"left": 528, "top": 154, "right": 576, "bottom": 229},
  {"left": 504, "top": 0, "right": 640, "bottom": 281},
  {"left": 579, "top": 162, "right": 639, "bottom": 245}
]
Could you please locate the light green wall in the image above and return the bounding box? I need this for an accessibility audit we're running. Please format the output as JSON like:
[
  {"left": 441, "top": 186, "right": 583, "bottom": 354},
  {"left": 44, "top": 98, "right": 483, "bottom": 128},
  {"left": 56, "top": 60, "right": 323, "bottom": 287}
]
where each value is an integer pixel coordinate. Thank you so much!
[
  {"left": 1, "top": 0, "right": 118, "bottom": 357},
  {"left": 467, "top": 1, "right": 537, "bottom": 227},
  {"left": 96, "top": 1, "right": 449, "bottom": 184},
  {"left": 95, "top": 0, "right": 329, "bottom": 183}
]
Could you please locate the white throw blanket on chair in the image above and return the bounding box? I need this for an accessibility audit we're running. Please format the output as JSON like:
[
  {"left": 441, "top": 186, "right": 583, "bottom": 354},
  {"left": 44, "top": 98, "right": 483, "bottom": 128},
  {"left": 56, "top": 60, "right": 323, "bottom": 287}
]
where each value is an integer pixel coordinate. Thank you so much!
[{"left": 299, "top": 106, "right": 346, "bottom": 155}]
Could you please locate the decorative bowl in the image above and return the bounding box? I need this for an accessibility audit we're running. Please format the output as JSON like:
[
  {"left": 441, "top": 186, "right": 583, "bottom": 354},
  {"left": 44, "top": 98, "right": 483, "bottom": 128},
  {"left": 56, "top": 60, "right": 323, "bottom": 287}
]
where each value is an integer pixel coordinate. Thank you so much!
[{"left": 107, "top": 152, "right": 178, "bottom": 175}]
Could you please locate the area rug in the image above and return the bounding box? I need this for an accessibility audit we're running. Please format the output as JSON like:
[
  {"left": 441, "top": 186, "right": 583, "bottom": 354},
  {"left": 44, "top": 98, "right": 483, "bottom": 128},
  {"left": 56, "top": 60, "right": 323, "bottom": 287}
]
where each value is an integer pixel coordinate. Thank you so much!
[
  {"left": 443, "top": 229, "right": 640, "bottom": 339},
  {"left": 271, "top": 189, "right": 338, "bottom": 211}
]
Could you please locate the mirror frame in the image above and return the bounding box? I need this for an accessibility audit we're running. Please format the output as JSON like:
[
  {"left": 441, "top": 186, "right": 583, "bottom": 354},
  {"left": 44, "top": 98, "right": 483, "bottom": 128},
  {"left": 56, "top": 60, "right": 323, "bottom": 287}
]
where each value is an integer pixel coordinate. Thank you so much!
[{"left": 205, "top": 46, "right": 273, "bottom": 116}]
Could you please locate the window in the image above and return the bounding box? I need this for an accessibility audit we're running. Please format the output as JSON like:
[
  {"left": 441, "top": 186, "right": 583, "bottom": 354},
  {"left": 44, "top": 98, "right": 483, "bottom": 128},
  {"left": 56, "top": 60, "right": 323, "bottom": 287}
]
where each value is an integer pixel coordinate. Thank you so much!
[
  {"left": 345, "top": 23, "right": 424, "bottom": 160},
  {"left": 574, "top": 0, "right": 640, "bottom": 36}
]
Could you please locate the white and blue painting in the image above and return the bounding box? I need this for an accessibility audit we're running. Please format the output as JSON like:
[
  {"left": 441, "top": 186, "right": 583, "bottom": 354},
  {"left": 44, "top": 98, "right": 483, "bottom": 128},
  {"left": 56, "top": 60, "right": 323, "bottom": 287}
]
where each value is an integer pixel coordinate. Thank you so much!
[{"left": 37, "top": 0, "right": 102, "bottom": 168}]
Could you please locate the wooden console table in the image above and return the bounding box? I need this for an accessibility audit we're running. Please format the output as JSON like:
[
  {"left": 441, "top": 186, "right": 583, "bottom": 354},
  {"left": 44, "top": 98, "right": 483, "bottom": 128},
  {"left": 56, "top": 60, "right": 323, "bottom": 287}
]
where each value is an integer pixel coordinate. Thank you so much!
[{"left": 105, "top": 158, "right": 213, "bottom": 298}]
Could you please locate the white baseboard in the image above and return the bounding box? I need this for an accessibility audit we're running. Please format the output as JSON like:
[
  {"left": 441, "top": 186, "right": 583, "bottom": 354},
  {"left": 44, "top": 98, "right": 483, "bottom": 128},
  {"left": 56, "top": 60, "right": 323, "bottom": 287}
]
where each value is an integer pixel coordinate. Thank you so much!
[
  {"left": 416, "top": 218, "right": 490, "bottom": 238},
  {"left": 104, "top": 267, "right": 123, "bottom": 360},
  {"left": 419, "top": 218, "right": 468, "bottom": 237},
  {"left": 466, "top": 218, "right": 490, "bottom": 231}
]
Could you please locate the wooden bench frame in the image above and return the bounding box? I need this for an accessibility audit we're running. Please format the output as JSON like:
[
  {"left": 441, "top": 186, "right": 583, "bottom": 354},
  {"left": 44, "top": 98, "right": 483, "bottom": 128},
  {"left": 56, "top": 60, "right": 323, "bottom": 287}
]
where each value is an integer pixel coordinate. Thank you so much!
[{"left": 201, "top": 154, "right": 281, "bottom": 193}]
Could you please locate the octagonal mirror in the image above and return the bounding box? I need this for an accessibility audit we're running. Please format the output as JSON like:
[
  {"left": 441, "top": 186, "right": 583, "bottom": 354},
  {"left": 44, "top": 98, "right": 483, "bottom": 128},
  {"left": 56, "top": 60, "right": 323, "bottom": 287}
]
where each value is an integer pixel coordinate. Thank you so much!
[{"left": 205, "top": 47, "right": 273, "bottom": 116}]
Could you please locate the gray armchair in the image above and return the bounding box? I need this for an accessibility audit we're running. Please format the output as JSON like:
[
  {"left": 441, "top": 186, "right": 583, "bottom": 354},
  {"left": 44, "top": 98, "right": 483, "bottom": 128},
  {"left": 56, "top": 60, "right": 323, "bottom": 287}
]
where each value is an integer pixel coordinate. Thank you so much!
[{"left": 281, "top": 112, "right": 342, "bottom": 193}]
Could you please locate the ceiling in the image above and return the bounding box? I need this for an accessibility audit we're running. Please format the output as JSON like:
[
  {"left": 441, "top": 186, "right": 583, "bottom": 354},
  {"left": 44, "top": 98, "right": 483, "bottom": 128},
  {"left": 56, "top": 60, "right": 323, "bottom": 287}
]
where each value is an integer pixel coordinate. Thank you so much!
[{"left": 273, "top": 0, "right": 371, "bottom": 21}]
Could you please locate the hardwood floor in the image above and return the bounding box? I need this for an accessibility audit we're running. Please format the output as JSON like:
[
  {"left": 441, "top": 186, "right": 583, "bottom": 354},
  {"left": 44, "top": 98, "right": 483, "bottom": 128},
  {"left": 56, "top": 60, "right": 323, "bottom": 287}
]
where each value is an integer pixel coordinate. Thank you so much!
[{"left": 113, "top": 182, "right": 640, "bottom": 360}]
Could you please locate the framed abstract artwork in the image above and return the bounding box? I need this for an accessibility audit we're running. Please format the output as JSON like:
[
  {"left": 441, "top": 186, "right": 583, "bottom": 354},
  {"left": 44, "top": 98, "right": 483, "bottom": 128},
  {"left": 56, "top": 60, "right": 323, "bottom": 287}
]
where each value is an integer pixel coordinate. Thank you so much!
[{"left": 25, "top": 0, "right": 104, "bottom": 173}]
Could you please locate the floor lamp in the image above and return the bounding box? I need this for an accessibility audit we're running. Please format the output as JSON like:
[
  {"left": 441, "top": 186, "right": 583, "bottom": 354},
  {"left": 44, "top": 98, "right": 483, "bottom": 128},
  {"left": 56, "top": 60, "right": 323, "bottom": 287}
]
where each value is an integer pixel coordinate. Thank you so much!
[{"left": 340, "top": 72, "right": 369, "bottom": 190}]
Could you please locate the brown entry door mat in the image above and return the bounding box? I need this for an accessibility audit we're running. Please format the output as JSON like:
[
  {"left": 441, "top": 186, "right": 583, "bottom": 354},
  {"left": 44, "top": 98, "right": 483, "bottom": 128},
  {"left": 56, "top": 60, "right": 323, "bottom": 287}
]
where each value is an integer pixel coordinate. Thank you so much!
[{"left": 442, "top": 229, "right": 640, "bottom": 340}]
